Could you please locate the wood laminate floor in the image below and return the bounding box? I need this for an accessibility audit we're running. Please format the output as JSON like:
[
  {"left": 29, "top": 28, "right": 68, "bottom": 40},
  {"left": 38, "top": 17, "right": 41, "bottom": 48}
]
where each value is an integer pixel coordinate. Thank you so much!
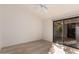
[{"left": 0, "top": 40, "right": 52, "bottom": 54}]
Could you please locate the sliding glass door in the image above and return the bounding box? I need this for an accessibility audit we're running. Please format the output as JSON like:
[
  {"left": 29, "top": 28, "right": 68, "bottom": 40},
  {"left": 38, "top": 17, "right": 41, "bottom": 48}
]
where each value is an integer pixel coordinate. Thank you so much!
[
  {"left": 53, "top": 17, "right": 79, "bottom": 49},
  {"left": 53, "top": 20, "right": 63, "bottom": 44},
  {"left": 63, "top": 22, "right": 77, "bottom": 46}
]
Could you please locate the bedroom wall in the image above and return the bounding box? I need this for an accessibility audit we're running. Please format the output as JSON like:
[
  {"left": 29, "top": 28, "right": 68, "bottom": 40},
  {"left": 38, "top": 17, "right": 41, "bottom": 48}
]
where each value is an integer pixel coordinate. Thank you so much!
[
  {"left": 1, "top": 5, "right": 42, "bottom": 47},
  {"left": 0, "top": 5, "right": 3, "bottom": 50},
  {"left": 43, "top": 19, "right": 53, "bottom": 42},
  {"left": 0, "top": 19, "right": 1, "bottom": 50}
]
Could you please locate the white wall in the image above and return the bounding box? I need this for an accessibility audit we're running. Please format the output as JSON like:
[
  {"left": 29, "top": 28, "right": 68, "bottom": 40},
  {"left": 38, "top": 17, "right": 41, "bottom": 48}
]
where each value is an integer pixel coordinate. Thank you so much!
[
  {"left": 0, "top": 19, "right": 1, "bottom": 50},
  {"left": 1, "top": 5, "right": 42, "bottom": 47},
  {"left": 0, "top": 12, "right": 2, "bottom": 50},
  {"left": 0, "top": 5, "right": 3, "bottom": 50},
  {"left": 0, "top": 10, "right": 1, "bottom": 50},
  {"left": 43, "top": 19, "right": 53, "bottom": 42}
]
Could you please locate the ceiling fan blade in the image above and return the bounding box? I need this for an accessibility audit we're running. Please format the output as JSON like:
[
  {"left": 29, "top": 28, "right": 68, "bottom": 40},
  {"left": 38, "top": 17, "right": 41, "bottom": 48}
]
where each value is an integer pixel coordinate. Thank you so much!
[{"left": 40, "top": 4, "right": 48, "bottom": 9}]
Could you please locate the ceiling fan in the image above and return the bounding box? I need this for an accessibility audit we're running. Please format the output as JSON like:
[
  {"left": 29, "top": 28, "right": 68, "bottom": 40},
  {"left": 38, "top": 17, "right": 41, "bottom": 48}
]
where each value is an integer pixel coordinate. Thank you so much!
[
  {"left": 39, "top": 4, "right": 48, "bottom": 14},
  {"left": 32, "top": 4, "right": 48, "bottom": 15},
  {"left": 40, "top": 4, "right": 48, "bottom": 9}
]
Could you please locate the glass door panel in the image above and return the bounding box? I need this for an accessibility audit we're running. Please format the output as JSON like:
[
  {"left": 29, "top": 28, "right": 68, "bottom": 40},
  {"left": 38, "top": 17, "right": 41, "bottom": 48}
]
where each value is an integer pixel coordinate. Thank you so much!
[
  {"left": 63, "top": 22, "right": 77, "bottom": 48},
  {"left": 53, "top": 20, "right": 63, "bottom": 44},
  {"left": 53, "top": 18, "right": 79, "bottom": 49}
]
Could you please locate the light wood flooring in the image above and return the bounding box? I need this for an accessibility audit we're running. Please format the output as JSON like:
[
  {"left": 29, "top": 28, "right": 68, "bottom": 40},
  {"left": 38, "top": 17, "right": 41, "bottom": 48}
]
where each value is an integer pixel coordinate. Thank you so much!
[{"left": 0, "top": 40, "right": 52, "bottom": 54}]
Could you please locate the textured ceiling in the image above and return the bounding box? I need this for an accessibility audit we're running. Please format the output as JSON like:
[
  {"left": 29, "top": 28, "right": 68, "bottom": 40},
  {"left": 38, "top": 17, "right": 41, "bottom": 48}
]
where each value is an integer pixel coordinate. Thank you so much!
[
  {"left": 2, "top": 4, "right": 79, "bottom": 20},
  {"left": 27, "top": 4, "right": 79, "bottom": 20}
]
